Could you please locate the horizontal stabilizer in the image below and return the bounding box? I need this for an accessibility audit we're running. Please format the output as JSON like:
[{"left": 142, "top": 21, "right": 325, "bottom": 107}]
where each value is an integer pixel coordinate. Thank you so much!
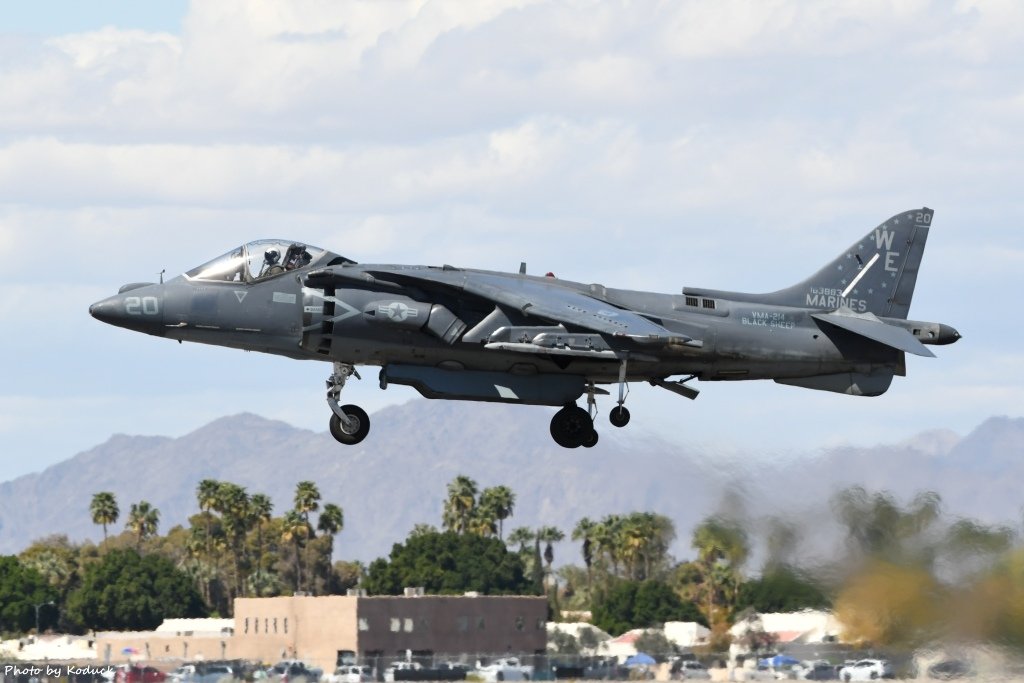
[{"left": 812, "top": 311, "right": 935, "bottom": 357}]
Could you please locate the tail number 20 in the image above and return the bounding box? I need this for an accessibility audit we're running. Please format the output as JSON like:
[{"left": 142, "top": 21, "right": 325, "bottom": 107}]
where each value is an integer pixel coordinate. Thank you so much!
[{"left": 125, "top": 296, "right": 160, "bottom": 315}]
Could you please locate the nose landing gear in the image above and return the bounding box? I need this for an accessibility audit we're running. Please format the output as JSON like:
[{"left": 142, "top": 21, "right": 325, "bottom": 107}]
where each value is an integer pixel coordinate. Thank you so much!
[{"left": 326, "top": 362, "right": 370, "bottom": 445}]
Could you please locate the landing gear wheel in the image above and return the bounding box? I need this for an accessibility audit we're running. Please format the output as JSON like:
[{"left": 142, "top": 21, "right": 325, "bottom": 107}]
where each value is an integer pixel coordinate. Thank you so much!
[
  {"left": 550, "top": 405, "right": 593, "bottom": 449},
  {"left": 609, "top": 405, "right": 631, "bottom": 428},
  {"left": 581, "top": 430, "right": 599, "bottom": 448},
  {"left": 329, "top": 404, "right": 370, "bottom": 445}
]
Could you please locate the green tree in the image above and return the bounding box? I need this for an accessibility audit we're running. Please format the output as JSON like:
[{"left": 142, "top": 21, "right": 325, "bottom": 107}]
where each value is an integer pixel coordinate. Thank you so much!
[
  {"left": 90, "top": 492, "right": 119, "bottom": 542},
  {"left": 281, "top": 510, "right": 311, "bottom": 593},
  {"left": 0, "top": 556, "right": 58, "bottom": 633},
  {"left": 634, "top": 630, "right": 679, "bottom": 658},
  {"left": 363, "top": 530, "right": 533, "bottom": 596},
  {"left": 479, "top": 486, "right": 516, "bottom": 540},
  {"left": 591, "top": 579, "right": 705, "bottom": 636},
  {"left": 126, "top": 501, "right": 160, "bottom": 552},
  {"left": 294, "top": 481, "right": 322, "bottom": 526},
  {"left": 691, "top": 515, "right": 749, "bottom": 624},
  {"left": 314, "top": 503, "right": 345, "bottom": 593},
  {"left": 736, "top": 567, "right": 830, "bottom": 614},
  {"left": 573, "top": 518, "right": 596, "bottom": 579},
  {"left": 538, "top": 526, "right": 565, "bottom": 575},
  {"left": 65, "top": 549, "right": 206, "bottom": 630},
  {"left": 507, "top": 527, "right": 535, "bottom": 554},
  {"left": 249, "top": 493, "right": 274, "bottom": 597},
  {"left": 216, "top": 482, "right": 252, "bottom": 602},
  {"left": 832, "top": 486, "right": 942, "bottom": 565},
  {"left": 442, "top": 475, "right": 478, "bottom": 534},
  {"left": 294, "top": 481, "right": 322, "bottom": 592}
]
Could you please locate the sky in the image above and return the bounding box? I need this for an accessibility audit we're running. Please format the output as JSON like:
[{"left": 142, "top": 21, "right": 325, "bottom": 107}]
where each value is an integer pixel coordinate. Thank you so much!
[{"left": 1, "top": 0, "right": 1022, "bottom": 481}]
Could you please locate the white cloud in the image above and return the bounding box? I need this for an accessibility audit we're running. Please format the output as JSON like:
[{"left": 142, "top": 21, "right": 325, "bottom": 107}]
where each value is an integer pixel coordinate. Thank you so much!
[{"left": 0, "top": 0, "right": 1022, "bottom": 478}]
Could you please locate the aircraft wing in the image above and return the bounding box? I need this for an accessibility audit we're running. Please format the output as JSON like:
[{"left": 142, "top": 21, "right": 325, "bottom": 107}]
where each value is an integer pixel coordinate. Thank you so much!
[
  {"left": 309, "top": 266, "right": 690, "bottom": 344},
  {"left": 812, "top": 311, "right": 935, "bottom": 357}
]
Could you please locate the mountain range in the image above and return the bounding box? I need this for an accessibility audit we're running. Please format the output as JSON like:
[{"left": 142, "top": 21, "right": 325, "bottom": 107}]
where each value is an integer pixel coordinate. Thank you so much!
[{"left": 1, "top": 399, "right": 1021, "bottom": 566}]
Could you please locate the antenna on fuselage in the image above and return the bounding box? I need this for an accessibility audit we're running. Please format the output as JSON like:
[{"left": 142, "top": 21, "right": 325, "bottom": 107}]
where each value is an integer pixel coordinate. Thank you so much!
[
  {"left": 158, "top": 269, "right": 165, "bottom": 284},
  {"left": 519, "top": 262, "right": 527, "bottom": 275}
]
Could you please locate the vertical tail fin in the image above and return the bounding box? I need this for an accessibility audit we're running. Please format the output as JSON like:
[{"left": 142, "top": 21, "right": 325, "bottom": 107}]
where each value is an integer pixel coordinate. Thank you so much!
[{"left": 759, "top": 207, "right": 933, "bottom": 319}]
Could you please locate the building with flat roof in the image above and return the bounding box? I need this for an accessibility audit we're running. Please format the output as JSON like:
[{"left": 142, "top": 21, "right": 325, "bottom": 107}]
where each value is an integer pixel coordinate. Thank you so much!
[{"left": 96, "top": 594, "right": 548, "bottom": 671}]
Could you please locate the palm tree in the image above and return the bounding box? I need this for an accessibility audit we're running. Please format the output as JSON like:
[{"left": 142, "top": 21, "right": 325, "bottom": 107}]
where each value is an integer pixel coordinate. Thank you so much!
[
  {"left": 197, "top": 479, "right": 221, "bottom": 559},
  {"left": 479, "top": 486, "right": 516, "bottom": 540},
  {"left": 317, "top": 503, "right": 345, "bottom": 593},
  {"left": 593, "top": 514, "right": 623, "bottom": 577},
  {"left": 507, "top": 527, "right": 535, "bottom": 554},
  {"left": 127, "top": 501, "right": 160, "bottom": 551},
  {"left": 216, "top": 482, "right": 251, "bottom": 600},
  {"left": 691, "top": 515, "right": 749, "bottom": 624},
  {"left": 442, "top": 475, "right": 478, "bottom": 534},
  {"left": 90, "top": 492, "right": 119, "bottom": 541},
  {"left": 294, "top": 481, "right": 321, "bottom": 526},
  {"left": 294, "top": 481, "right": 321, "bottom": 590},
  {"left": 537, "top": 526, "right": 565, "bottom": 586},
  {"left": 572, "top": 517, "right": 596, "bottom": 591},
  {"left": 468, "top": 508, "right": 497, "bottom": 537},
  {"left": 249, "top": 493, "right": 273, "bottom": 596},
  {"left": 317, "top": 503, "right": 344, "bottom": 552},
  {"left": 281, "top": 509, "right": 310, "bottom": 593}
]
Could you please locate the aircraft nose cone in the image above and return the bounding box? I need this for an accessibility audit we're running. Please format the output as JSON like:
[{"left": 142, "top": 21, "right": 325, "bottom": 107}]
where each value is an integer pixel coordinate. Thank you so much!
[
  {"left": 89, "top": 287, "right": 166, "bottom": 336},
  {"left": 89, "top": 297, "right": 120, "bottom": 324}
]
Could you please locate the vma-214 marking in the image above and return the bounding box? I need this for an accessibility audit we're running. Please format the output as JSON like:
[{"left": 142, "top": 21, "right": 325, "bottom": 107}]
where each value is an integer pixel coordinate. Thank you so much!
[{"left": 90, "top": 208, "right": 960, "bottom": 449}]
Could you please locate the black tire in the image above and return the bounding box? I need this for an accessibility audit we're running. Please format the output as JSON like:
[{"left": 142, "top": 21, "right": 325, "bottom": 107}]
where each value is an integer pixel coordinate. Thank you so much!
[
  {"left": 550, "top": 405, "right": 592, "bottom": 448},
  {"left": 581, "top": 430, "right": 599, "bottom": 448},
  {"left": 496, "top": 674, "right": 504, "bottom": 682},
  {"left": 609, "top": 405, "right": 630, "bottom": 427},
  {"left": 329, "top": 405, "right": 370, "bottom": 445}
]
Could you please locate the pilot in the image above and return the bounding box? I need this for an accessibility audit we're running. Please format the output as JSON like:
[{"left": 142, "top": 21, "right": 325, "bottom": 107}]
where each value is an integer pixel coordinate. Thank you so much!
[
  {"left": 285, "top": 248, "right": 312, "bottom": 271},
  {"left": 260, "top": 248, "right": 284, "bottom": 278}
]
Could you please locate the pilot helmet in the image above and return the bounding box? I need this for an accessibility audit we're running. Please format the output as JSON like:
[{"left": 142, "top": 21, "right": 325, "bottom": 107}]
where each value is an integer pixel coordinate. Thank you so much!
[{"left": 265, "top": 248, "right": 280, "bottom": 264}]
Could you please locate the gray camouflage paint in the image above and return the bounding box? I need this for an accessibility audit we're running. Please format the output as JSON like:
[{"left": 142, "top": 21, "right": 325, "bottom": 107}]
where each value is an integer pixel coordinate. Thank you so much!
[{"left": 90, "top": 207, "right": 959, "bottom": 416}]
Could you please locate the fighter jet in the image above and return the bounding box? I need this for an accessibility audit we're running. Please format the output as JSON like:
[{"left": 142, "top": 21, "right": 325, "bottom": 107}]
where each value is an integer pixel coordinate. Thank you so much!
[{"left": 90, "top": 207, "right": 959, "bottom": 448}]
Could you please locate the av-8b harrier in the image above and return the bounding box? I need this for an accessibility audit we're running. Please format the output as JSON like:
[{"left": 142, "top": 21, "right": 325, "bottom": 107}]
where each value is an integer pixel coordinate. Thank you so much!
[{"left": 91, "top": 207, "right": 959, "bottom": 448}]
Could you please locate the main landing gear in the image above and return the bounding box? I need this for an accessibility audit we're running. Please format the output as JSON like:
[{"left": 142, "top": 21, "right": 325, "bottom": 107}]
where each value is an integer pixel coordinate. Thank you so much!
[
  {"left": 549, "top": 360, "right": 635, "bottom": 449},
  {"left": 550, "top": 404, "right": 598, "bottom": 449},
  {"left": 326, "top": 362, "right": 370, "bottom": 445}
]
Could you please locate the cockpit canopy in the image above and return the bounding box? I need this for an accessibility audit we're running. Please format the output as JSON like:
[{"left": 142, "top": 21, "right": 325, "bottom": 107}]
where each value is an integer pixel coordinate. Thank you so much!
[{"left": 185, "top": 240, "right": 348, "bottom": 283}]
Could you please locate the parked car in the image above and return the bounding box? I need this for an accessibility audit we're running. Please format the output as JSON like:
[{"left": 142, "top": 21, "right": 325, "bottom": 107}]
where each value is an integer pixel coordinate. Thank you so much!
[
  {"left": 382, "top": 662, "right": 421, "bottom": 682},
  {"left": 674, "top": 661, "right": 711, "bottom": 680},
  {"left": 838, "top": 660, "right": 893, "bottom": 681},
  {"left": 927, "top": 660, "right": 974, "bottom": 680},
  {"left": 475, "top": 657, "right": 533, "bottom": 682},
  {"left": 270, "top": 661, "right": 322, "bottom": 683},
  {"left": 116, "top": 667, "right": 167, "bottom": 683},
  {"left": 323, "top": 666, "right": 373, "bottom": 683},
  {"left": 800, "top": 663, "right": 839, "bottom": 681},
  {"left": 582, "top": 658, "right": 630, "bottom": 681}
]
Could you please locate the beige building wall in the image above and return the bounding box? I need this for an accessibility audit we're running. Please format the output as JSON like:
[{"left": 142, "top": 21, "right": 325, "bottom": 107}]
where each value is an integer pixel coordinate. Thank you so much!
[
  {"left": 94, "top": 633, "right": 231, "bottom": 664},
  {"left": 95, "top": 595, "right": 547, "bottom": 672},
  {"left": 232, "top": 595, "right": 359, "bottom": 671}
]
